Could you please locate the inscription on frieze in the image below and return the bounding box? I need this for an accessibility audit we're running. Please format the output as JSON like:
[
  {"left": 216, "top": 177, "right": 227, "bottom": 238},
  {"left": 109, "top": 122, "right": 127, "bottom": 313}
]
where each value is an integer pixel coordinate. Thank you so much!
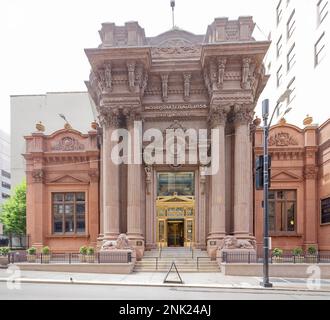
[{"left": 144, "top": 104, "right": 208, "bottom": 111}]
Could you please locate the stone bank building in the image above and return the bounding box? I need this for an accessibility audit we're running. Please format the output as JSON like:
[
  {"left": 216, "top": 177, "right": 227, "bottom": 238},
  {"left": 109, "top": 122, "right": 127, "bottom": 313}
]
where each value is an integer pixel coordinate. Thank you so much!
[{"left": 24, "top": 17, "right": 330, "bottom": 259}]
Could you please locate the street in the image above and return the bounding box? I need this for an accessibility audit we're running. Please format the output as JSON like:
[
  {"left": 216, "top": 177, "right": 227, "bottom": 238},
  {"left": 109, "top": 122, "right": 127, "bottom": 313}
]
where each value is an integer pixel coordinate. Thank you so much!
[{"left": 1, "top": 282, "right": 330, "bottom": 300}]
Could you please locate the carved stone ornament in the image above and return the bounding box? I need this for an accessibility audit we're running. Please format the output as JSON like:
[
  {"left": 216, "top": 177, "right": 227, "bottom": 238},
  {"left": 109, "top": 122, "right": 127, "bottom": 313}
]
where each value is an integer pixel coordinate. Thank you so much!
[
  {"left": 104, "top": 62, "right": 113, "bottom": 91},
  {"left": 241, "top": 57, "right": 251, "bottom": 90},
  {"left": 183, "top": 73, "right": 191, "bottom": 101},
  {"left": 32, "top": 169, "right": 44, "bottom": 183},
  {"left": 51, "top": 137, "right": 85, "bottom": 152},
  {"left": 151, "top": 46, "right": 201, "bottom": 57},
  {"left": 101, "top": 234, "right": 132, "bottom": 251},
  {"left": 233, "top": 105, "right": 254, "bottom": 125},
  {"left": 217, "top": 57, "right": 227, "bottom": 89},
  {"left": 88, "top": 169, "right": 99, "bottom": 182},
  {"left": 98, "top": 107, "right": 122, "bottom": 129},
  {"left": 127, "top": 61, "right": 136, "bottom": 90},
  {"left": 268, "top": 132, "right": 299, "bottom": 147},
  {"left": 209, "top": 105, "right": 230, "bottom": 128},
  {"left": 304, "top": 166, "right": 318, "bottom": 180},
  {"left": 145, "top": 166, "right": 152, "bottom": 195},
  {"left": 161, "top": 74, "right": 169, "bottom": 102},
  {"left": 220, "top": 236, "right": 256, "bottom": 250}
]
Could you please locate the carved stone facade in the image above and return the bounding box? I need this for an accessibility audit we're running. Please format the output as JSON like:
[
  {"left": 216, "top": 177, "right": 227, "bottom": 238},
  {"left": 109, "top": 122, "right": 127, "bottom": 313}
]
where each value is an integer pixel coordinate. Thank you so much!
[
  {"left": 84, "top": 16, "right": 270, "bottom": 259},
  {"left": 23, "top": 16, "right": 330, "bottom": 256}
]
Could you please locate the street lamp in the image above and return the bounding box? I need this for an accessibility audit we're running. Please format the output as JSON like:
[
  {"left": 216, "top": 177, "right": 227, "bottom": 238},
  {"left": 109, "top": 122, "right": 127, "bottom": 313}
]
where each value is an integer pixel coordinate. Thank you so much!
[{"left": 261, "top": 89, "right": 292, "bottom": 288}]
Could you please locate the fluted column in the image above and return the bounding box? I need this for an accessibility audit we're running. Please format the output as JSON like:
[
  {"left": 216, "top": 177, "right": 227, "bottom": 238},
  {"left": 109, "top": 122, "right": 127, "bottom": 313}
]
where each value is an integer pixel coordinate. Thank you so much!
[
  {"left": 102, "top": 112, "right": 121, "bottom": 240},
  {"left": 126, "top": 112, "right": 144, "bottom": 257},
  {"left": 233, "top": 105, "right": 254, "bottom": 238},
  {"left": 207, "top": 105, "right": 229, "bottom": 257}
]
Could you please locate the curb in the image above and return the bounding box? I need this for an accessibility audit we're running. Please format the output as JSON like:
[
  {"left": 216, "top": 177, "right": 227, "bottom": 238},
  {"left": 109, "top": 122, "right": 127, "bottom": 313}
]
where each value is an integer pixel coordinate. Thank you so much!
[{"left": 1, "top": 278, "right": 330, "bottom": 293}]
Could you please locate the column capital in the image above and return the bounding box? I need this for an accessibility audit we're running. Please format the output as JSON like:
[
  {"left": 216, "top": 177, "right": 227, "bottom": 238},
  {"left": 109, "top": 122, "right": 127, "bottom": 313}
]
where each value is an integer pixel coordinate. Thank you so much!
[
  {"left": 209, "top": 104, "right": 231, "bottom": 128},
  {"left": 233, "top": 104, "right": 254, "bottom": 125},
  {"left": 123, "top": 107, "right": 142, "bottom": 128},
  {"left": 98, "top": 106, "right": 122, "bottom": 129}
]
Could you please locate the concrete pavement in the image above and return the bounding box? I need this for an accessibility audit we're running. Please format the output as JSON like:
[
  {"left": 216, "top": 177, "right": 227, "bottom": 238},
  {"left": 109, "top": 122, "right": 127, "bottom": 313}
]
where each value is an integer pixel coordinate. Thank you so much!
[{"left": 1, "top": 268, "right": 330, "bottom": 293}]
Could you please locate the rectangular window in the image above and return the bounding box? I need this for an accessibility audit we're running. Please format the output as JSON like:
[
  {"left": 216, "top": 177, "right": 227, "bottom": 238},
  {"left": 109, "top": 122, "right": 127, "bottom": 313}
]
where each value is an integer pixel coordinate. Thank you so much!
[
  {"left": 315, "top": 32, "right": 326, "bottom": 66},
  {"left": 277, "top": 36, "right": 283, "bottom": 57},
  {"left": 277, "top": 0, "right": 283, "bottom": 25},
  {"left": 287, "top": 44, "right": 296, "bottom": 71},
  {"left": 318, "top": 0, "right": 328, "bottom": 25},
  {"left": 1, "top": 193, "right": 10, "bottom": 199},
  {"left": 1, "top": 170, "right": 11, "bottom": 179},
  {"left": 157, "top": 172, "right": 195, "bottom": 196},
  {"left": 52, "top": 192, "right": 86, "bottom": 234},
  {"left": 1, "top": 182, "right": 11, "bottom": 190},
  {"left": 321, "top": 197, "right": 330, "bottom": 224},
  {"left": 269, "top": 190, "right": 297, "bottom": 233},
  {"left": 287, "top": 77, "right": 296, "bottom": 104},
  {"left": 277, "top": 65, "right": 283, "bottom": 87},
  {"left": 287, "top": 10, "right": 296, "bottom": 39}
]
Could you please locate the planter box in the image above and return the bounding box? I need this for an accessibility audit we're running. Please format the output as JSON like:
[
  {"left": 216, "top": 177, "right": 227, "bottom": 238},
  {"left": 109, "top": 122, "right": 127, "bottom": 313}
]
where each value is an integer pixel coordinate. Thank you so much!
[
  {"left": 86, "top": 255, "right": 95, "bottom": 263},
  {"left": 41, "top": 255, "right": 51, "bottom": 264},
  {"left": 0, "top": 256, "right": 9, "bottom": 267},
  {"left": 27, "top": 254, "right": 36, "bottom": 263}
]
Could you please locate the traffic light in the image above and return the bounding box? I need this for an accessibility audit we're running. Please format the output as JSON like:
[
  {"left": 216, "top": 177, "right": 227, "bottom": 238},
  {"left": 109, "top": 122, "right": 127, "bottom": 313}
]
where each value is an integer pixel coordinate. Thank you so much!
[
  {"left": 255, "top": 155, "right": 272, "bottom": 190},
  {"left": 256, "top": 155, "right": 264, "bottom": 190}
]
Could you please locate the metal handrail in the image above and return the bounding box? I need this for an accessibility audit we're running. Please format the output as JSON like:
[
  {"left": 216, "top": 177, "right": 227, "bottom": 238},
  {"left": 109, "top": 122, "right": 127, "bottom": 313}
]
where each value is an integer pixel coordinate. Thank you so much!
[
  {"left": 142, "top": 257, "right": 159, "bottom": 270},
  {"left": 196, "top": 257, "right": 210, "bottom": 270}
]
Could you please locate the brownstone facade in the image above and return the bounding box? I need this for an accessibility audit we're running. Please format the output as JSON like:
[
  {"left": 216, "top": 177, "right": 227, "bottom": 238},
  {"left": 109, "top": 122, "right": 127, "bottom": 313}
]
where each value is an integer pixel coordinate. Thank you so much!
[{"left": 24, "top": 17, "right": 330, "bottom": 257}]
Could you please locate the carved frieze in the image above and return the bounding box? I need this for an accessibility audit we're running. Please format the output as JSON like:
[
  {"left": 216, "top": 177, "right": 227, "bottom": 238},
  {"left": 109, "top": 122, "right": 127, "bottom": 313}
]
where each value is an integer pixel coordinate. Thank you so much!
[
  {"left": 51, "top": 137, "right": 85, "bottom": 152},
  {"left": 269, "top": 132, "right": 299, "bottom": 147},
  {"left": 151, "top": 46, "right": 201, "bottom": 58},
  {"left": 144, "top": 104, "right": 207, "bottom": 111}
]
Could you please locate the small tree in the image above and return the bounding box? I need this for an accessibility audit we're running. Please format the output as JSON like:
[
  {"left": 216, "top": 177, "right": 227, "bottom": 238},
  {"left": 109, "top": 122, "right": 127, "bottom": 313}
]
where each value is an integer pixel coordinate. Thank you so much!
[{"left": 0, "top": 180, "right": 26, "bottom": 235}]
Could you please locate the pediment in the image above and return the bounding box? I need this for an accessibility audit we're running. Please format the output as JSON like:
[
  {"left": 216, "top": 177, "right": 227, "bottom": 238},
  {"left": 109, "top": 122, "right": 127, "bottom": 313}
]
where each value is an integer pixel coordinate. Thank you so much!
[
  {"left": 271, "top": 171, "right": 301, "bottom": 181},
  {"left": 158, "top": 195, "right": 194, "bottom": 203},
  {"left": 49, "top": 175, "right": 88, "bottom": 184},
  {"left": 148, "top": 28, "right": 203, "bottom": 47}
]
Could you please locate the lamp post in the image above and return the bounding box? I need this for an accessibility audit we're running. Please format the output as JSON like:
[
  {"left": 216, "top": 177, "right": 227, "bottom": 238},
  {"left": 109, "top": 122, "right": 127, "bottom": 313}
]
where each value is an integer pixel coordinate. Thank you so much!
[{"left": 261, "top": 89, "right": 292, "bottom": 288}]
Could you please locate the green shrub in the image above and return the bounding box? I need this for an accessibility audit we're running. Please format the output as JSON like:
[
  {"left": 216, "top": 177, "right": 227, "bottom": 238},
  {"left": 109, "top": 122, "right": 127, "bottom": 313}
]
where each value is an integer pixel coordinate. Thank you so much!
[
  {"left": 26, "top": 247, "right": 37, "bottom": 255},
  {"left": 292, "top": 247, "right": 303, "bottom": 256},
  {"left": 0, "top": 247, "right": 10, "bottom": 256},
  {"left": 41, "top": 246, "right": 50, "bottom": 255},
  {"left": 87, "top": 247, "right": 95, "bottom": 256},
  {"left": 307, "top": 246, "right": 317, "bottom": 255},
  {"left": 272, "top": 248, "right": 283, "bottom": 257},
  {"left": 79, "top": 246, "right": 88, "bottom": 255}
]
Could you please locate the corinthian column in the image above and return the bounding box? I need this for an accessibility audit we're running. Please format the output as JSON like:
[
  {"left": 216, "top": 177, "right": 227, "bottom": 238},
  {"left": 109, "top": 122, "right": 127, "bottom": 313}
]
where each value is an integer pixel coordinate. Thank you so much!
[
  {"left": 101, "top": 111, "right": 121, "bottom": 240},
  {"left": 207, "top": 105, "right": 229, "bottom": 258},
  {"left": 233, "top": 105, "right": 254, "bottom": 239},
  {"left": 126, "top": 111, "right": 144, "bottom": 258}
]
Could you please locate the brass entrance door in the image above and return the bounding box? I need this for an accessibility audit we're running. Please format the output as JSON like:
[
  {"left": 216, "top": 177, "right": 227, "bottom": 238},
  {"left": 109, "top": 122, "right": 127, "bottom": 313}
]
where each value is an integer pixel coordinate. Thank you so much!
[{"left": 167, "top": 221, "right": 184, "bottom": 247}]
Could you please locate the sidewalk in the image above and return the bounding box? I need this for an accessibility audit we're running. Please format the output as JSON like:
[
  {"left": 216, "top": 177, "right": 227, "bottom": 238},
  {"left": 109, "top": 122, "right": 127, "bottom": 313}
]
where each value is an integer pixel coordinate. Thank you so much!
[{"left": 1, "top": 268, "right": 330, "bottom": 292}]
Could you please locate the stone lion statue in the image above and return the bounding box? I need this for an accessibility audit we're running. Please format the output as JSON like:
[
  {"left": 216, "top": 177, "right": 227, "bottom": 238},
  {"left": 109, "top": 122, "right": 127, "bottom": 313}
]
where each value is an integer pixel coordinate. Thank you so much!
[
  {"left": 101, "top": 233, "right": 131, "bottom": 251},
  {"left": 220, "top": 236, "right": 256, "bottom": 250}
]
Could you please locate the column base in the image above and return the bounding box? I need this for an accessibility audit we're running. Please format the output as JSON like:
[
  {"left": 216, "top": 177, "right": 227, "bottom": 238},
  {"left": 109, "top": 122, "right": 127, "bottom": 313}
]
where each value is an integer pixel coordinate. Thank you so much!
[
  {"left": 207, "top": 235, "right": 225, "bottom": 260},
  {"left": 128, "top": 235, "right": 145, "bottom": 261}
]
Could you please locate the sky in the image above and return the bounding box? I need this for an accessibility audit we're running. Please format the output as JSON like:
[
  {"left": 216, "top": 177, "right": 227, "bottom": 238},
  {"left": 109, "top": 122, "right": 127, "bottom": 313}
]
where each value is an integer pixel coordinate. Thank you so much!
[{"left": 0, "top": 0, "right": 273, "bottom": 134}]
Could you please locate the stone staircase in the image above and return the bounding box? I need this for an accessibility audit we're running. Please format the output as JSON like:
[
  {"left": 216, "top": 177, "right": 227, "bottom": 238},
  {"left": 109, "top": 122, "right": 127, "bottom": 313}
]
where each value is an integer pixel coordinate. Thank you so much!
[{"left": 134, "top": 247, "right": 220, "bottom": 272}]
